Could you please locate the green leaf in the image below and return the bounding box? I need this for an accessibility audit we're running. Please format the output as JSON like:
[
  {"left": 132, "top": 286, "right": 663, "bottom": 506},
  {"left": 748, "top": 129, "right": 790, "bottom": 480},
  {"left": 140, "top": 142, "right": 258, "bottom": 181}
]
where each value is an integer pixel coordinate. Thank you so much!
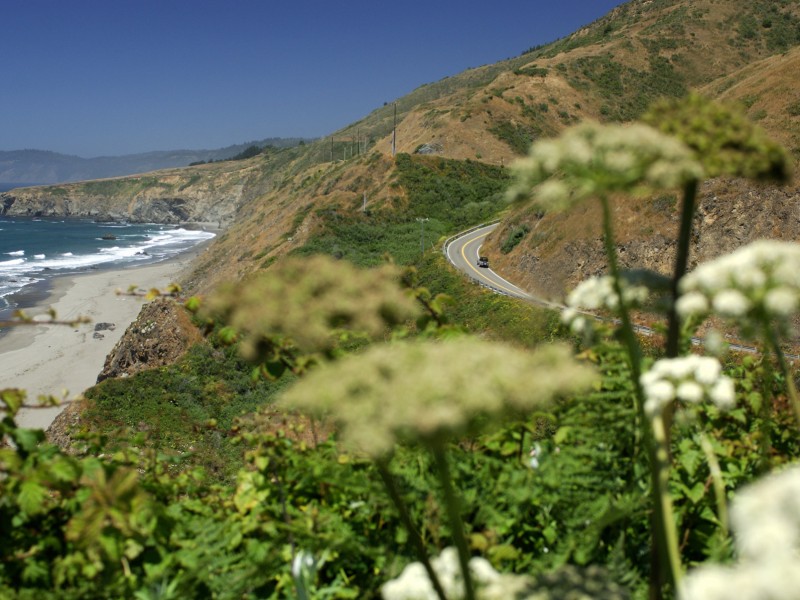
[
  {"left": 1, "top": 388, "right": 26, "bottom": 416},
  {"left": 677, "top": 447, "right": 702, "bottom": 479},
  {"left": 49, "top": 457, "right": 80, "bottom": 483},
  {"left": 218, "top": 326, "right": 238, "bottom": 345},
  {"left": 264, "top": 360, "right": 286, "bottom": 380},
  {"left": 13, "top": 428, "right": 45, "bottom": 453},
  {"left": 183, "top": 296, "right": 202, "bottom": 312},
  {"left": 488, "top": 544, "right": 520, "bottom": 562},
  {"left": 554, "top": 426, "right": 573, "bottom": 444},
  {"left": 18, "top": 480, "right": 48, "bottom": 515},
  {"left": 685, "top": 481, "right": 706, "bottom": 505}
]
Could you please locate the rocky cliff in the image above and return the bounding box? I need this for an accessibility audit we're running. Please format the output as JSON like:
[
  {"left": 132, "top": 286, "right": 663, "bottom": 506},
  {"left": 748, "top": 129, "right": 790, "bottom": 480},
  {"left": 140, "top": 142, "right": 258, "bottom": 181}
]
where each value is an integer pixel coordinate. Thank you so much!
[
  {"left": 488, "top": 177, "right": 800, "bottom": 302},
  {"left": 0, "top": 158, "right": 273, "bottom": 225}
]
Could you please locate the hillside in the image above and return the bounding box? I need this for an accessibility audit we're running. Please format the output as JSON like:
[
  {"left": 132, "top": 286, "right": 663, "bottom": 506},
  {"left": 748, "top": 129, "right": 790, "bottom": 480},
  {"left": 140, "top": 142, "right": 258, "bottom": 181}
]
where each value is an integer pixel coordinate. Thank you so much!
[
  {"left": 3, "top": 0, "right": 799, "bottom": 301},
  {"left": 190, "top": 0, "right": 800, "bottom": 297}
]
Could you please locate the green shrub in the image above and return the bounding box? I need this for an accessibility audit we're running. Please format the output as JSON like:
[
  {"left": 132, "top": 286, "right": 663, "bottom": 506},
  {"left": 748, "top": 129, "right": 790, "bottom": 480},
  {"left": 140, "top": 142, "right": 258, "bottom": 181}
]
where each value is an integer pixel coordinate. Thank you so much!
[{"left": 501, "top": 224, "right": 531, "bottom": 254}]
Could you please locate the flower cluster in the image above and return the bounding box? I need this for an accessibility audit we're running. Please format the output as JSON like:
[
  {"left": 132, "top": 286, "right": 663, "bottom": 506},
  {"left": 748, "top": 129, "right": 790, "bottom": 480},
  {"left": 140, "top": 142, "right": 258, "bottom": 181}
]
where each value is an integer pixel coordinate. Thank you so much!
[
  {"left": 381, "top": 549, "right": 543, "bottom": 600},
  {"left": 506, "top": 121, "right": 703, "bottom": 210},
  {"left": 640, "top": 355, "right": 735, "bottom": 418},
  {"left": 279, "top": 339, "right": 597, "bottom": 458},
  {"left": 203, "top": 255, "right": 421, "bottom": 358},
  {"left": 644, "top": 93, "right": 791, "bottom": 183},
  {"left": 676, "top": 240, "right": 800, "bottom": 335},
  {"left": 381, "top": 547, "right": 504, "bottom": 600},
  {"left": 681, "top": 463, "right": 800, "bottom": 600},
  {"left": 561, "top": 274, "right": 650, "bottom": 335}
]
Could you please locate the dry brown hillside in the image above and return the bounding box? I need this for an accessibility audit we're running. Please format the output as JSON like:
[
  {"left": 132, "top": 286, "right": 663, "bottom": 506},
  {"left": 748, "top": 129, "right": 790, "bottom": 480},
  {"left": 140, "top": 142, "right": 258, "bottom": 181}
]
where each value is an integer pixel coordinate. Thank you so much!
[
  {"left": 485, "top": 46, "right": 800, "bottom": 301},
  {"left": 7, "top": 0, "right": 800, "bottom": 305}
]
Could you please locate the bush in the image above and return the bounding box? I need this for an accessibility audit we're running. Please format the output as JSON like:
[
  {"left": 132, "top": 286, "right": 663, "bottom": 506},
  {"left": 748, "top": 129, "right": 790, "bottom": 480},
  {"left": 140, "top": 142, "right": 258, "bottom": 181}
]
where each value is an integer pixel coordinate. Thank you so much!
[{"left": 501, "top": 224, "right": 531, "bottom": 254}]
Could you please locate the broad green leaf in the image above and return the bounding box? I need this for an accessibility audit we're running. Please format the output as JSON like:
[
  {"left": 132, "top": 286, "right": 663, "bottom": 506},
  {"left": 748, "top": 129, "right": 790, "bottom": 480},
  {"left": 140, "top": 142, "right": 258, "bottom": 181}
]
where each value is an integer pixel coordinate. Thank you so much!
[
  {"left": 0, "top": 388, "right": 26, "bottom": 416},
  {"left": 18, "top": 480, "right": 48, "bottom": 515},
  {"left": 49, "top": 457, "right": 80, "bottom": 483}
]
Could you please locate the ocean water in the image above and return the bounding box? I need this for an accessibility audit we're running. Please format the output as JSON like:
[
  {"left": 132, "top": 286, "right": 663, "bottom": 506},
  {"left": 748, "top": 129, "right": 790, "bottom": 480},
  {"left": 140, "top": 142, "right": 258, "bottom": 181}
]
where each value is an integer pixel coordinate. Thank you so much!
[{"left": 0, "top": 216, "right": 215, "bottom": 313}]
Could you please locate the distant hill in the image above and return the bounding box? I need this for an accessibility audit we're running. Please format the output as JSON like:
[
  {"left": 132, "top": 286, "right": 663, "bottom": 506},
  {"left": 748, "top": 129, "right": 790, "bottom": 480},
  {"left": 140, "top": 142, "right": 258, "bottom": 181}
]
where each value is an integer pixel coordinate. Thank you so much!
[{"left": 0, "top": 138, "right": 310, "bottom": 185}]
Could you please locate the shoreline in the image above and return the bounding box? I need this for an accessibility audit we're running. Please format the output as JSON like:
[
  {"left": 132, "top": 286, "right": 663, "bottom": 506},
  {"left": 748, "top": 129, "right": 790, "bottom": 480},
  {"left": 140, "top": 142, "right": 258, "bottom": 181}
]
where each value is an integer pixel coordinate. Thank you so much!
[{"left": 0, "top": 240, "right": 211, "bottom": 431}]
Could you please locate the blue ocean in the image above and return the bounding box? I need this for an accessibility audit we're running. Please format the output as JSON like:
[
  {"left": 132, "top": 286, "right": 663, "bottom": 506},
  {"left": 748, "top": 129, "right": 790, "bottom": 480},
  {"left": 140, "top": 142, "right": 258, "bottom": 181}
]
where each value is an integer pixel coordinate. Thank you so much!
[{"left": 0, "top": 215, "right": 215, "bottom": 313}]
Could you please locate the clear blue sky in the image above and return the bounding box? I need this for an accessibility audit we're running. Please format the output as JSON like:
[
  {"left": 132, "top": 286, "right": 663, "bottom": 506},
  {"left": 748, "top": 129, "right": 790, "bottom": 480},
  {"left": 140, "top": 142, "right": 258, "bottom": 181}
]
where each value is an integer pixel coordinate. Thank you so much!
[{"left": 2, "top": 0, "right": 625, "bottom": 157}]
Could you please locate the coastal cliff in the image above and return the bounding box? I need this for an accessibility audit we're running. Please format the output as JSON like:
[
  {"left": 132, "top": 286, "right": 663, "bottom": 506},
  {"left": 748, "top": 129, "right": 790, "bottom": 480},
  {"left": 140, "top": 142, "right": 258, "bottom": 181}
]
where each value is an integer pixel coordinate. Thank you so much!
[{"left": 0, "top": 158, "right": 272, "bottom": 225}]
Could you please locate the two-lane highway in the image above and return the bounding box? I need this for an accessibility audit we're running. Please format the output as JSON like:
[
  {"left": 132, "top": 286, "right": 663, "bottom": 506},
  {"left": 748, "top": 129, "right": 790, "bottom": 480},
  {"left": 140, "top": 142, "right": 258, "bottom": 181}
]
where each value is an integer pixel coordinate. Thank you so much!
[
  {"left": 444, "top": 223, "right": 533, "bottom": 300},
  {"left": 445, "top": 224, "right": 780, "bottom": 358}
]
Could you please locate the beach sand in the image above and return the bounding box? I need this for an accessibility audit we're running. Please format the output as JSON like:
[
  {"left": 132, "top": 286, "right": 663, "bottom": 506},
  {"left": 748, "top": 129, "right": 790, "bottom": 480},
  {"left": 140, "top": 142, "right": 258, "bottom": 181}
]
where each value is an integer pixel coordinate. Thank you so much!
[{"left": 0, "top": 250, "right": 203, "bottom": 431}]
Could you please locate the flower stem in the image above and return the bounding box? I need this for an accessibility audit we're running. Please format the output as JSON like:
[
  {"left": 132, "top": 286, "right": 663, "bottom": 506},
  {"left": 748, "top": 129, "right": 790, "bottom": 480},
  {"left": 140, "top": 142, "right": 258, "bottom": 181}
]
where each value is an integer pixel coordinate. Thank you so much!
[
  {"left": 599, "top": 196, "right": 645, "bottom": 416},
  {"left": 600, "top": 195, "right": 681, "bottom": 598},
  {"left": 764, "top": 325, "right": 800, "bottom": 431},
  {"left": 666, "top": 179, "right": 698, "bottom": 359},
  {"left": 376, "top": 459, "right": 448, "bottom": 600},
  {"left": 650, "top": 415, "right": 684, "bottom": 590},
  {"left": 697, "top": 433, "right": 729, "bottom": 538},
  {"left": 431, "top": 442, "right": 475, "bottom": 600}
]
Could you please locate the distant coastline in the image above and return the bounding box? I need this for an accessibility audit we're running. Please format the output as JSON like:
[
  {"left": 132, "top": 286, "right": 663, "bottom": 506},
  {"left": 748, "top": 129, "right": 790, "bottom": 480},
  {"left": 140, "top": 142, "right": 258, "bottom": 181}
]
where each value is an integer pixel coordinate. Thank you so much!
[{"left": 0, "top": 182, "right": 43, "bottom": 193}]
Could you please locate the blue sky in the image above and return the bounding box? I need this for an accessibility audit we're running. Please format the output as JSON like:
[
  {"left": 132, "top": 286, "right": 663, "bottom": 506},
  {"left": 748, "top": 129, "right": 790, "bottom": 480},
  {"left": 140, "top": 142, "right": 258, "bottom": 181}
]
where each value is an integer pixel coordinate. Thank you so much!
[{"left": 2, "top": 0, "right": 625, "bottom": 157}]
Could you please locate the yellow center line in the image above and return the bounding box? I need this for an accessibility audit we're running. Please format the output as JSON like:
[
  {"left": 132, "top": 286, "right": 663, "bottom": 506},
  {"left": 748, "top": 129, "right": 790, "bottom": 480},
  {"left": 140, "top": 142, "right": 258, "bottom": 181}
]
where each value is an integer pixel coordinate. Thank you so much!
[{"left": 459, "top": 232, "right": 528, "bottom": 297}]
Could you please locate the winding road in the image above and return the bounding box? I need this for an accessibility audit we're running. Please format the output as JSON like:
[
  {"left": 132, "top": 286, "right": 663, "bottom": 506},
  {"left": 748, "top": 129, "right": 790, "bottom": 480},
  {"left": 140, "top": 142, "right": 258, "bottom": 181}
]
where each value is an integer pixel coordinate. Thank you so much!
[
  {"left": 443, "top": 222, "right": 783, "bottom": 359},
  {"left": 443, "top": 223, "right": 533, "bottom": 300}
]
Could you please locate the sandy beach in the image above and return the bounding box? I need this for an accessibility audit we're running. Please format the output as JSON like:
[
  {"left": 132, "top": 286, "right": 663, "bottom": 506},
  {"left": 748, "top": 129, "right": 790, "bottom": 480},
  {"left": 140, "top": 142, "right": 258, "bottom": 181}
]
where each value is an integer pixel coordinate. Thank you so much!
[{"left": 0, "top": 249, "right": 203, "bottom": 431}]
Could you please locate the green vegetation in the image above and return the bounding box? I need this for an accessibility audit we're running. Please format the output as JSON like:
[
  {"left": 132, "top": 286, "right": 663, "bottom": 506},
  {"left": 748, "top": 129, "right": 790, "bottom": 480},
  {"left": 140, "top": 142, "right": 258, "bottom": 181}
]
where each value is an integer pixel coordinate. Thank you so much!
[
  {"left": 500, "top": 224, "right": 531, "bottom": 254},
  {"left": 83, "top": 343, "right": 289, "bottom": 481},
  {"left": 293, "top": 154, "right": 508, "bottom": 267},
  {"left": 569, "top": 53, "right": 686, "bottom": 122},
  {"left": 513, "top": 66, "right": 549, "bottom": 78},
  {"left": 489, "top": 121, "right": 543, "bottom": 155},
  {"left": 81, "top": 176, "right": 171, "bottom": 197},
  {"left": 733, "top": 1, "right": 800, "bottom": 52}
]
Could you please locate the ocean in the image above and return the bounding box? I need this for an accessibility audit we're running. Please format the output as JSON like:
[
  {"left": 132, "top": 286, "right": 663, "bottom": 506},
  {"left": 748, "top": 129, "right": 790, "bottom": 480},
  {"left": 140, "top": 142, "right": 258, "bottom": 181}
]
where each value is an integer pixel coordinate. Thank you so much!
[{"left": 0, "top": 216, "right": 215, "bottom": 315}]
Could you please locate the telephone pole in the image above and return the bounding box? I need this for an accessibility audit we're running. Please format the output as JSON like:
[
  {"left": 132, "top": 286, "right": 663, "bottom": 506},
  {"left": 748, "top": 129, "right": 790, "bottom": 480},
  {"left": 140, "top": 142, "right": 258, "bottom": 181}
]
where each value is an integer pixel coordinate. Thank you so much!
[{"left": 392, "top": 102, "right": 397, "bottom": 156}]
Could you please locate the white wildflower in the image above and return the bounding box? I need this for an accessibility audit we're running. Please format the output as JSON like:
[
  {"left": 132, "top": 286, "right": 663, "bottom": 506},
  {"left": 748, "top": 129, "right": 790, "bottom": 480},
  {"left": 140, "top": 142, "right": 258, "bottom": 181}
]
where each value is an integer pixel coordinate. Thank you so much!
[
  {"left": 381, "top": 548, "right": 502, "bottom": 600},
  {"left": 676, "top": 381, "right": 704, "bottom": 403},
  {"left": 709, "top": 378, "right": 736, "bottom": 411},
  {"left": 561, "top": 275, "right": 650, "bottom": 335},
  {"left": 280, "top": 339, "right": 596, "bottom": 457},
  {"left": 569, "top": 315, "right": 589, "bottom": 335},
  {"left": 382, "top": 562, "right": 437, "bottom": 600},
  {"left": 508, "top": 121, "right": 703, "bottom": 209},
  {"left": 730, "top": 463, "right": 800, "bottom": 561},
  {"left": 644, "top": 381, "right": 676, "bottom": 418},
  {"left": 679, "top": 240, "right": 800, "bottom": 331},
  {"left": 693, "top": 356, "right": 722, "bottom": 385},
  {"left": 676, "top": 291, "right": 709, "bottom": 319},
  {"left": 534, "top": 179, "right": 572, "bottom": 210},
  {"left": 764, "top": 287, "right": 798, "bottom": 318},
  {"left": 703, "top": 330, "right": 727, "bottom": 357},
  {"left": 641, "top": 356, "right": 735, "bottom": 417},
  {"left": 712, "top": 289, "right": 751, "bottom": 318},
  {"left": 681, "top": 463, "right": 800, "bottom": 600}
]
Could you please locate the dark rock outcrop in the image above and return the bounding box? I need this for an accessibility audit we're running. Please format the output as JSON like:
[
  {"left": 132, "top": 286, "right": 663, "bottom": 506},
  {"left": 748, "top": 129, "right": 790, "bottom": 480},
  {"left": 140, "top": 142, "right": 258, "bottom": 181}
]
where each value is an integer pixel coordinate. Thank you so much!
[{"left": 96, "top": 298, "right": 204, "bottom": 383}]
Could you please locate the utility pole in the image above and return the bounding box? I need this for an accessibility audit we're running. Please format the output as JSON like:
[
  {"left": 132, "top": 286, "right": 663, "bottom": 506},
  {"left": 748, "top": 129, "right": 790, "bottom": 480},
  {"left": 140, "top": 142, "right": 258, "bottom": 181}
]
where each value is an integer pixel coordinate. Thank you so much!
[
  {"left": 362, "top": 191, "right": 367, "bottom": 212},
  {"left": 392, "top": 102, "right": 397, "bottom": 156},
  {"left": 416, "top": 217, "right": 429, "bottom": 256}
]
